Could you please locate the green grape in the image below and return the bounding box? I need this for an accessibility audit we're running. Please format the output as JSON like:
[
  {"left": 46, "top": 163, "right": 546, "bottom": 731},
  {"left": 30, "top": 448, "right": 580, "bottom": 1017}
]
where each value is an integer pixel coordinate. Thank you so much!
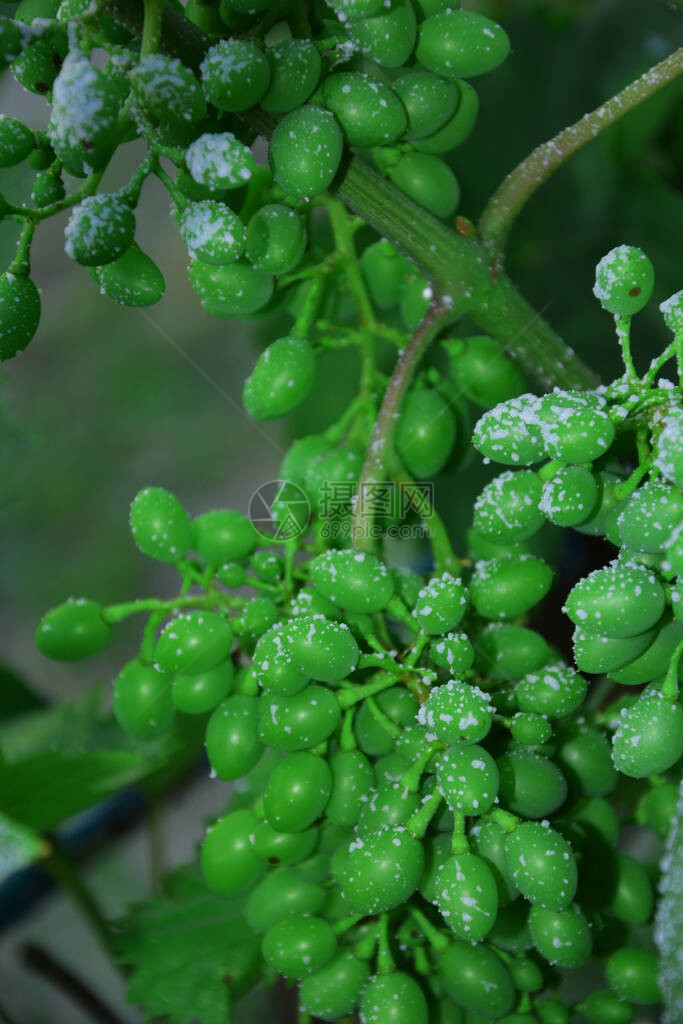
[
  {"left": 469, "top": 556, "right": 553, "bottom": 620},
  {"left": 429, "top": 632, "right": 474, "bottom": 672},
  {"left": 347, "top": 1, "right": 417, "bottom": 68},
  {"left": 12, "top": 32, "right": 67, "bottom": 96},
  {"left": 205, "top": 693, "right": 262, "bottom": 779},
  {"left": 337, "top": 826, "right": 424, "bottom": 914},
  {"left": 242, "top": 597, "right": 278, "bottom": 636},
  {"left": 323, "top": 72, "right": 407, "bottom": 147},
  {"left": 509, "top": 712, "right": 552, "bottom": 746},
  {"left": 356, "top": 686, "right": 418, "bottom": 756},
  {"left": 360, "top": 240, "right": 412, "bottom": 311},
  {"left": 529, "top": 904, "right": 592, "bottom": 967},
  {"left": 439, "top": 941, "right": 514, "bottom": 1018},
  {"left": 92, "top": 243, "right": 165, "bottom": 306},
  {"left": 593, "top": 245, "right": 654, "bottom": 316},
  {"left": 572, "top": 624, "right": 655, "bottom": 675},
  {"left": 308, "top": 549, "right": 394, "bottom": 614},
  {"left": 258, "top": 684, "right": 341, "bottom": 750},
  {"left": 64, "top": 195, "right": 135, "bottom": 267},
  {"left": 395, "top": 387, "right": 457, "bottom": 477},
  {"left": 252, "top": 820, "right": 317, "bottom": 867},
  {"left": 201, "top": 809, "right": 265, "bottom": 895},
  {"left": 172, "top": 659, "right": 234, "bottom": 713},
  {"left": 261, "top": 39, "right": 321, "bottom": 113},
  {"left": 0, "top": 114, "right": 34, "bottom": 166},
  {"left": 392, "top": 567, "right": 425, "bottom": 608},
  {"left": 262, "top": 915, "right": 336, "bottom": 979},
  {"left": 243, "top": 336, "right": 315, "bottom": 420},
  {"left": 178, "top": 200, "right": 245, "bottom": 265},
  {"left": 246, "top": 867, "right": 325, "bottom": 933},
  {"left": 414, "top": 79, "right": 479, "bottom": 153},
  {"left": 49, "top": 50, "right": 120, "bottom": 175},
  {"left": 156, "top": 611, "right": 233, "bottom": 675},
  {"left": 36, "top": 598, "right": 111, "bottom": 660},
  {"left": 472, "top": 394, "right": 546, "bottom": 466},
  {"left": 661, "top": 289, "right": 683, "bottom": 331},
  {"left": 504, "top": 822, "right": 577, "bottom": 911},
  {"left": 419, "top": 832, "right": 452, "bottom": 903},
  {"left": 419, "top": 680, "right": 493, "bottom": 745},
  {"left": 607, "top": 853, "right": 653, "bottom": 925},
  {"left": 399, "top": 271, "right": 431, "bottom": 330},
  {"left": 269, "top": 106, "right": 343, "bottom": 199},
  {"left": 0, "top": 272, "right": 41, "bottom": 361},
  {"left": 540, "top": 466, "right": 600, "bottom": 527},
  {"left": 199, "top": 39, "right": 270, "bottom": 112},
  {"left": 573, "top": 469, "right": 626, "bottom": 538},
  {"left": 329, "top": 0, "right": 384, "bottom": 15},
  {"left": 443, "top": 335, "right": 524, "bottom": 409},
  {"left": 299, "top": 951, "right": 370, "bottom": 1022},
  {"left": 192, "top": 509, "right": 256, "bottom": 565},
  {"left": 32, "top": 171, "right": 65, "bottom": 207},
  {"left": 612, "top": 690, "right": 683, "bottom": 777},
  {"left": 515, "top": 661, "right": 587, "bottom": 718},
  {"left": 635, "top": 782, "right": 678, "bottom": 840},
  {"left": 416, "top": 10, "right": 510, "bottom": 78},
  {"left": 356, "top": 782, "right": 420, "bottom": 834},
  {"left": 0, "top": 18, "right": 22, "bottom": 71},
  {"left": 129, "top": 486, "right": 191, "bottom": 562},
  {"left": 246, "top": 204, "right": 307, "bottom": 274},
  {"left": 654, "top": 410, "right": 683, "bottom": 490},
  {"left": 189, "top": 259, "right": 274, "bottom": 317},
  {"left": 252, "top": 627, "right": 308, "bottom": 695},
  {"left": 665, "top": 528, "right": 683, "bottom": 575},
  {"left": 185, "top": 132, "right": 255, "bottom": 191},
  {"left": 216, "top": 562, "right": 247, "bottom": 588},
  {"left": 435, "top": 852, "right": 499, "bottom": 941},
  {"left": 436, "top": 743, "right": 499, "bottom": 814},
  {"left": 388, "top": 151, "right": 460, "bottom": 219},
  {"left": 563, "top": 560, "right": 666, "bottom": 638},
  {"left": 280, "top": 435, "right": 331, "bottom": 491},
  {"left": 487, "top": 898, "right": 531, "bottom": 951},
  {"left": 263, "top": 751, "right": 332, "bottom": 832},
  {"left": 359, "top": 971, "right": 429, "bottom": 1024},
  {"left": 413, "top": 573, "right": 468, "bottom": 634},
  {"left": 617, "top": 481, "right": 682, "bottom": 554},
  {"left": 112, "top": 659, "right": 174, "bottom": 739},
  {"left": 129, "top": 54, "right": 206, "bottom": 126},
  {"left": 393, "top": 71, "right": 458, "bottom": 141},
  {"left": 285, "top": 615, "right": 359, "bottom": 683},
  {"left": 605, "top": 947, "right": 661, "bottom": 1005},
  {"left": 534, "top": 391, "right": 615, "bottom": 464},
  {"left": 326, "top": 749, "right": 374, "bottom": 827},
  {"left": 508, "top": 956, "right": 543, "bottom": 992},
  {"left": 536, "top": 1001, "right": 570, "bottom": 1024},
  {"left": 572, "top": 796, "right": 619, "bottom": 846},
  {"left": 477, "top": 624, "right": 550, "bottom": 681},
  {"left": 473, "top": 470, "right": 545, "bottom": 543},
  {"left": 497, "top": 750, "right": 567, "bottom": 819},
  {"left": 578, "top": 990, "right": 633, "bottom": 1024},
  {"left": 554, "top": 725, "right": 616, "bottom": 796}
]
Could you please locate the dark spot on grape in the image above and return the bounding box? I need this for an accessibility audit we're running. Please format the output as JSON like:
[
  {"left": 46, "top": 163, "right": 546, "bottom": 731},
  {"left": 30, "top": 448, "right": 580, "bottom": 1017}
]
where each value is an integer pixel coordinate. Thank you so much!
[
  {"left": 629, "top": 286, "right": 641, "bottom": 297},
  {"left": 268, "top": 856, "right": 279, "bottom": 864},
  {"left": 36, "top": 82, "right": 49, "bottom": 93},
  {"left": 82, "top": 140, "right": 94, "bottom": 150}
]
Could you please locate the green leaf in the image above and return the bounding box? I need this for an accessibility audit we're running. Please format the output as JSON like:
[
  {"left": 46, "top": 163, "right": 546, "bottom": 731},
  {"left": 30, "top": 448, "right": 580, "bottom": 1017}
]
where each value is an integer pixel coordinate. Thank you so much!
[
  {"left": 655, "top": 781, "right": 683, "bottom": 1023},
  {"left": 115, "top": 866, "right": 262, "bottom": 1024},
  {"left": 0, "top": 810, "right": 45, "bottom": 881}
]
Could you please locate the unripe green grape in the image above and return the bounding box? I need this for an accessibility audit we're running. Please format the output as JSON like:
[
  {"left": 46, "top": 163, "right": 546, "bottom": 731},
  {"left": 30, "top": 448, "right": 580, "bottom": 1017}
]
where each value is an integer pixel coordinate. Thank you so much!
[
  {"left": 665, "top": 528, "right": 683, "bottom": 575},
  {"left": 0, "top": 114, "right": 34, "bottom": 166},
  {"left": 534, "top": 390, "right": 615, "bottom": 464},
  {"left": 249, "top": 550, "right": 283, "bottom": 582},
  {"left": 64, "top": 195, "right": 135, "bottom": 267},
  {"left": 660, "top": 289, "right": 683, "bottom": 331},
  {"left": 355, "top": 686, "right": 418, "bottom": 756},
  {"left": 12, "top": 32, "right": 67, "bottom": 96},
  {"left": 192, "top": 509, "right": 256, "bottom": 565},
  {"left": 415, "top": 79, "right": 479, "bottom": 153},
  {"left": 326, "top": 749, "right": 374, "bottom": 827},
  {"left": 280, "top": 434, "right": 331, "bottom": 488},
  {"left": 612, "top": 690, "right": 683, "bottom": 776},
  {"left": 536, "top": 1001, "right": 570, "bottom": 1024},
  {"left": 201, "top": 809, "right": 265, "bottom": 895},
  {"left": 393, "top": 71, "right": 458, "bottom": 140},
  {"left": 617, "top": 481, "right": 682, "bottom": 554},
  {"left": 473, "top": 470, "right": 545, "bottom": 543},
  {"left": 607, "top": 853, "right": 654, "bottom": 925},
  {"left": 472, "top": 394, "right": 546, "bottom": 466},
  {"left": 49, "top": 50, "right": 120, "bottom": 176},
  {"left": 416, "top": 10, "right": 510, "bottom": 78},
  {"left": 130, "top": 54, "right": 206, "bottom": 126},
  {"left": 0, "top": 272, "right": 41, "bottom": 361},
  {"left": 263, "top": 751, "right": 331, "bottom": 832},
  {"left": 399, "top": 271, "right": 432, "bottom": 330},
  {"left": 504, "top": 822, "right": 577, "bottom": 911},
  {"left": 429, "top": 632, "right": 474, "bottom": 672},
  {"left": 285, "top": 615, "right": 359, "bottom": 683},
  {"left": 112, "top": 659, "right": 174, "bottom": 739},
  {"left": 469, "top": 555, "right": 553, "bottom": 620},
  {"left": 173, "top": 659, "right": 234, "bottom": 714},
  {"left": 564, "top": 560, "right": 666, "bottom": 638},
  {"left": 185, "top": 132, "right": 255, "bottom": 191},
  {"left": 528, "top": 903, "right": 592, "bottom": 967},
  {"left": 419, "top": 831, "right": 451, "bottom": 903},
  {"left": 32, "top": 171, "right": 65, "bottom": 207},
  {"left": 435, "top": 852, "right": 499, "bottom": 941},
  {"left": 129, "top": 487, "right": 191, "bottom": 562},
  {"left": 508, "top": 956, "right": 543, "bottom": 992},
  {"left": 419, "top": 680, "right": 493, "bottom": 745},
  {"left": 395, "top": 387, "right": 457, "bottom": 477},
  {"left": 347, "top": 1, "right": 417, "bottom": 68},
  {"left": 178, "top": 201, "right": 245, "bottom": 265},
  {"left": 260, "top": 39, "right": 320, "bottom": 113},
  {"left": 246, "top": 867, "right": 325, "bottom": 933},
  {"left": 436, "top": 743, "right": 499, "bottom": 814},
  {"left": 246, "top": 204, "right": 307, "bottom": 275},
  {"left": 262, "top": 915, "right": 336, "bottom": 979},
  {"left": 593, "top": 245, "right": 654, "bottom": 316},
  {"left": 323, "top": 72, "right": 407, "bottom": 147},
  {"left": 515, "top": 661, "right": 587, "bottom": 718},
  {"left": 360, "top": 240, "right": 412, "bottom": 311},
  {"left": 258, "top": 684, "right": 341, "bottom": 750},
  {"left": 487, "top": 898, "right": 531, "bottom": 951},
  {"left": 360, "top": 971, "right": 429, "bottom": 1024},
  {"left": 387, "top": 151, "right": 460, "bottom": 219},
  {"left": 338, "top": 826, "right": 424, "bottom": 914},
  {"left": 189, "top": 259, "right": 273, "bottom": 318},
  {"left": 356, "top": 782, "right": 420, "bottom": 834},
  {"left": 205, "top": 693, "right": 262, "bottom": 779},
  {"left": 635, "top": 782, "right": 678, "bottom": 840},
  {"left": 36, "top": 598, "right": 111, "bottom": 660},
  {"left": 243, "top": 336, "right": 315, "bottom": 421},
  {"left": 413, "top": 572, "right": 468, "bottom": 635},
  {"left": 572, "top": 624, "right": 654, "bottom": 675},
  {"left": 443, "top": 335, "right": 525, "bottom": 409},
  {"left": 477, "top": 623, "right": 550, "bottom": 681},
  {"left": 199, "top": 39, "right": 270, "bottom": 112},
  {"left": 252, "top": 820, "right": 317, "bottom": 867},
  {"left": 309, "top": 549, "right": 394, "bottom": 614},
  {"left": 91, "top": 243, "right": 165, "bottom": 306},
  {"left": 252, "top": 627, "right": 308, "bottom": 695},
  {"left": 509, "top": 712, "right": 552, "bottom": 747},
  {"left": 156, "top": 611, "right": 233, "bottom": 675},
  {"left": 654, "top": 411, "right": 683, "bottom": 489},
  {"left": 605, "top": 947, "right": 661, "bottom": 1005},
  {"left": 269, "top": 106, "right": 343, "bottom": 200},
  {"left": 497, "top": 750, "right": 567, "bottom": 819},
  {"left": 299, "top": 951, "right": 370, "bottom": 1022},
  {"left": 578, "top": 990, "right": 633, "bottom": 1024},
  {"left": 540, "top": 465, "right": 600, "bottom": 527},
  {"left": 328, "top": 0, "right": 383, "bottom": 16},
  {"left": 554, "top": 725, "right": 616, "bottom": 796},
  {"left": 572, "top": 795, "right": 620, "bottom": 846},
  {"left": 0, "top": 18, "right": 22, "bottom": 71},
  {"left": 438, "top": 941, "right": 515, "bottom": 1018}
]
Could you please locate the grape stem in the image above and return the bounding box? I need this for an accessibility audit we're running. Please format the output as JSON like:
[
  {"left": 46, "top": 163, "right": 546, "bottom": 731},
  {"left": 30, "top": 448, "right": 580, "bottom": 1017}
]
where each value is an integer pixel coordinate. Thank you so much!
[
  {"left": 479, "top": 45, "right": 683, "bottom": 260},
  {"left": 376, "top": 914, "right": 396, "bottom": 974}
]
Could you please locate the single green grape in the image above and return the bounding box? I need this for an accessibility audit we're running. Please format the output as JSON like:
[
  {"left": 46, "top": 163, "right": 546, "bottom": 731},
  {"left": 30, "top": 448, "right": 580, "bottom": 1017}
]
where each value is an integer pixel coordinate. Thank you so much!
[
  {"left": 36, "top": 598, "right": 111, "bottom": 660},
  {"left": 263, "top": 751, "right": 332, "bottom": 832},
  {"left": 113, "top": 659, "right": 174, "bottom": 739},
  {"left": 504, "top": 821, "right": 577, "bottom": 911},
  {"left": 262, "top": 915, "right": 336, "bottom": 979},
  {"left": 201, "top": 809, "right": 265, "bottom": 895},
  {"left": 205, "top": 694, "right": 262, "bottom": 780}
]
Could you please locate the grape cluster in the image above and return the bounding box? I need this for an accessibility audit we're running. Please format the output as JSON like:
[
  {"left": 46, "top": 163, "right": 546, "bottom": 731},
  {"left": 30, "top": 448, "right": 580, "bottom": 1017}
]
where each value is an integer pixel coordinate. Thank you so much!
[
  {"left": 35, "top": 242, "right": 681, "bottom": 1021},
  {"left": 0, "top": 0, "right": 509, "bottom": 361}
]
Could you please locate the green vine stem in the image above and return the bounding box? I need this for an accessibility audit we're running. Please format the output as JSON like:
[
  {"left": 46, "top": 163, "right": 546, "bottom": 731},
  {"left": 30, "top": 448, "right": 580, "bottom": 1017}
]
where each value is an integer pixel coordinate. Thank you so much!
[{"left": 479, "top": 46, "right": 683, "bottom": 259}]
